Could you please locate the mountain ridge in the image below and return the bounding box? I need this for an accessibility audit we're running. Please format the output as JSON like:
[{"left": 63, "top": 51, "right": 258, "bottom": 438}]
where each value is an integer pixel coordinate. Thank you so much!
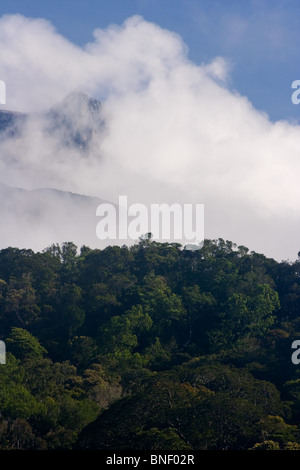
[
  {"left": 0, "top": 92, "right": 109, "bottom": 251},
  {"left": 0, "top": 91, "right": 104, "bottom": 150}
]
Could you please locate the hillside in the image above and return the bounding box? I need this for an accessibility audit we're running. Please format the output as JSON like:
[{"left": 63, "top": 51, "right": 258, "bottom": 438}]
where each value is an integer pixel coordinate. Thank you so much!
[{"left": 0, "top": 238, "right": 300, "bottom": 450}]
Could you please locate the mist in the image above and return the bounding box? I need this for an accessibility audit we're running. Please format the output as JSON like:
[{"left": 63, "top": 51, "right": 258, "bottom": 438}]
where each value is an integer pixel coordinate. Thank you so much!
[{"left": 0, "top": 14, "right": 300, "bottom": 261}]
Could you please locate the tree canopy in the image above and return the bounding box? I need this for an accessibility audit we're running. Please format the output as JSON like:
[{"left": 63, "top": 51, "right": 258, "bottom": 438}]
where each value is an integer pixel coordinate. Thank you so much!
[{"left": 0, "top": 238, "right": 300, "bottom": 450}]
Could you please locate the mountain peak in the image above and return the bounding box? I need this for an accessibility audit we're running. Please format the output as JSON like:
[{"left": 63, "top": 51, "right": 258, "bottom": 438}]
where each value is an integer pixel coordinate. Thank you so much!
[
  {"left": 0, "top": 109, "right": 26, "bottom": 139},
  {"left": 45, "top": 91, "right": 104, "bottom": 151},
  {"left": 60, "top": 91, "right": 102, "bottom": 115},
  {"left": 0, "top": 91, "right": 105, "bottom": 151}
]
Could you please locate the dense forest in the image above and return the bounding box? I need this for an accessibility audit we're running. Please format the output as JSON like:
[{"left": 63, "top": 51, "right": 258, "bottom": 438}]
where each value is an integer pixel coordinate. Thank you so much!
[{"left": 1, "top": 236, "right": 300, "bottom": 450}]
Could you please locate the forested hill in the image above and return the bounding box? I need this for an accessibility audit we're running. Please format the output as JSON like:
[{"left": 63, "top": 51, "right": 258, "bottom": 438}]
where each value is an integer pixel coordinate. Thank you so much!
[{"left": 1, "top": 237, "right": 300, "bottom": 450}]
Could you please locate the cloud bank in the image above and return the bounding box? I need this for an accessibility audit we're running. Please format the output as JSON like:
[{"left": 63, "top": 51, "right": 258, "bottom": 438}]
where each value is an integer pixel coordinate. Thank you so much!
[{"left": 0, "top": 14, "right": 300, "bottom": 260}]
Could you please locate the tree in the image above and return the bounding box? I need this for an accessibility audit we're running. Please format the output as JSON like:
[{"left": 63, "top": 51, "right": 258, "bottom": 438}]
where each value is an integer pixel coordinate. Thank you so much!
[
  {"left": 6, "top": 328, "right": 47, "bottom": 360},
  {"left": 208, "top": 284, "right": 279, "bottom": 351},
  {"left": 181, "top": 285, "right": 216, "bottom": 351},
  {"left": 99, "top": 305, "right": 152, "bottom": 355},
  {"left": 139, "top": 274, "right": 185, "bottom": 342},
  {"left": 4, "top": 274, "right": 40, "bottom": 330},
  {"left": 57, "top": 284, "right": 85, "bottom": 339}
]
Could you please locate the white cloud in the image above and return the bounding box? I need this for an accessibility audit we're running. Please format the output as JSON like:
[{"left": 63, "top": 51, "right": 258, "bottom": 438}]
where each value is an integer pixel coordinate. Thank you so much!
[{"left": 0, "top": 14, "right": 300, "bottom": 260}]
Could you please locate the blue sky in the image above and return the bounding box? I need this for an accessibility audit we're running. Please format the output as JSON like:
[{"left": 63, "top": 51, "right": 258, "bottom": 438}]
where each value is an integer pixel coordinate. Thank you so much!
[{"left": 0, "top": 0, "right": 299, "bottom": 122}]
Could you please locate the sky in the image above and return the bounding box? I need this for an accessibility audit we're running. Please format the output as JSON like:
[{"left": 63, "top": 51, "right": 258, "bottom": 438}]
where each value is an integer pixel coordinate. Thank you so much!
[
  {"left": 1, "top": 0, "right": 299, "bottom": 122},
  {"left": 0, "top": 0, "right": 300, "bottom": 261}
]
